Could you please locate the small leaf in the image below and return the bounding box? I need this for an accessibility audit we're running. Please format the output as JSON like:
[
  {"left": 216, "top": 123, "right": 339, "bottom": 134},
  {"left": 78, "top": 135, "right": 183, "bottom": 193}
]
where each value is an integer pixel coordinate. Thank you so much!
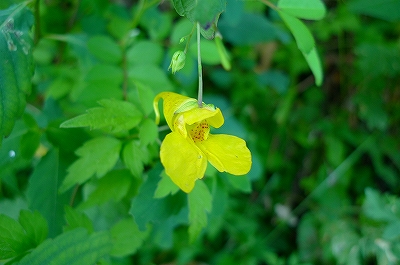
[
  {"left": 110, "top": 218, "right": 149, "bottom": 257},
  {"left": 87, "top": 35, "right": 122, "bottom": 64},
  {"left": 64, "top": 206, "right": 94, "bottom": 233},
  {"left": 139, "top": 118, "right": 158, "bottom": 146},
  {"left": 278, "top": 10, "right": 315, "bottom": 54},
  {"left": 0, "top": 4, "right": 34, "bottom": 143},
  {"left": 123, "top": 140, "right": 145, "bottom": 178},
  {"left": 60, "top": 99, "right": 142, "bottom": 133},
  {"left": 188, "top": 181, "right": 212, "bottom": 243},
  {"left": 59, "top": 137, "right": 122, "bottom": 193},
  {"left": 0, "top": 214, "right": 31, "bottom": 259},
  {"left": 278, "top": 0, "right": 326, "bottom": 20},
  {"left": 16, "top": 228, "right": 112, "bottom": 265},
  {"left": 19, "top": 210, "right": 48, "bottom": 247},
  {"left": 79, "top": 169, "right": 132, "bottom": 208},
  {"left": 154, "top": 171, "right": 180, "bottom": 198}
]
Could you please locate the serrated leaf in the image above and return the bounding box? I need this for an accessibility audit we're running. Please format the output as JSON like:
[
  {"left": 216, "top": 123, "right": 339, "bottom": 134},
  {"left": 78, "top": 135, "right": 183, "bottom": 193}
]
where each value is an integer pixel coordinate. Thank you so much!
[
  {"left": 19, "top": 210, "right": 48, "bottom": 247},
  {"left": 188, "top": 181, "right": 212, "bottom": 243},
  {"left": 87, "top": 35, "right": 122, "bottom": 64},
  {"left": 278, "top": 0, "right": 326, "bottom": 20},
  {"left": 303, "top": 46, "right": 323, "bottom": 86},
  {"left": 63, "top": 206, "right": 94, "bottom": 233},
  {"left": 16, "top": 228, "right": 112, "bottom": 265},
  {"left": 59, "top": 137, "right": 122, "bottom": 193},
  {"left": 123, "top": 140, "right": 145, "bottom": 178},
  {"left": 139, "top": 118, "right": 158, "bottom": 146},
  {"left": 0, "top": 214, "right": 31, "bottom": 259},
  {"left": 154, "top": 171, "right": 180, "bottom": 198},
  {"left": 278, "top": 10, "right": 315, "bottom": 54},
  {"left": 60, "top": 99, "right": 142, "bottom": 133},
  {"left": 79, "top": 169, "right": 132, "bottom": 208},
  {"left": 110, "top": 218, "right": 149, "bottom": 257},
  {"left": 0, "top": 4, "right": 34, "bottom": 143},
  {"left": 27, "top": 149, "right": 70, "bottom": 237}
]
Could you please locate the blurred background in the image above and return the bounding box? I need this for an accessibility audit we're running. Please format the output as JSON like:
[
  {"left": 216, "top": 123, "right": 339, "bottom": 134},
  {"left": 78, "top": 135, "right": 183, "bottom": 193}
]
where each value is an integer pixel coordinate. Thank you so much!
[{"left": 0, "top": 0, "right": 400, "bottom": 264}]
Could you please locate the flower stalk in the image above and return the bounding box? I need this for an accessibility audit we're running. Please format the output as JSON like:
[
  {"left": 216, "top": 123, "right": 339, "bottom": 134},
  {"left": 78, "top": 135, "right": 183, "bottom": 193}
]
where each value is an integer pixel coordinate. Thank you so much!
[{"left": 197, "top": 22, "right": 203, "bottom": 108}]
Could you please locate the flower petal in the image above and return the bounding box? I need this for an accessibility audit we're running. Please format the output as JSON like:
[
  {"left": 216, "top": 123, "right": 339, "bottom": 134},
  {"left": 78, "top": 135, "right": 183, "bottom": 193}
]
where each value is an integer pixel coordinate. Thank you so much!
[
  {"left": 181, "top": 107, "right": 224, "bottom": 128},
  {"left": 160, "top": 132, "right": 207, "bottom": 193},
  {"left": 197, "top": 134, "right": 252, "bottom": 175},
  {"left": 153, "top": 92, "right": 196, "bottom": 129}
]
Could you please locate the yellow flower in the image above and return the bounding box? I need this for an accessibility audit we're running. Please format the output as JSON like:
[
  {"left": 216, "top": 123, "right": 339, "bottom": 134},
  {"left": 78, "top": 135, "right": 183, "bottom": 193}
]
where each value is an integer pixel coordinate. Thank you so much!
[{"left": 153, "top": 92, "right": 252, "bottom": 193}]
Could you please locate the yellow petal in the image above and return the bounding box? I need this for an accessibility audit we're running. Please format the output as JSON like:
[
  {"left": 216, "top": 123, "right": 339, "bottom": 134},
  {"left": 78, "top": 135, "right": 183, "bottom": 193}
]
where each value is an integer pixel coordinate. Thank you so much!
[
  {"left": 180, "top": 107, "right": 224, "bottom": 128},
  {"left": 153, "top": 92, "right": 196, "bottom": 129},
  {"left": 197, "top": 134, "right": 252, "bottom": 175},
  {"left": 160, "top": 132, "right": 207, "bottom": 193}
]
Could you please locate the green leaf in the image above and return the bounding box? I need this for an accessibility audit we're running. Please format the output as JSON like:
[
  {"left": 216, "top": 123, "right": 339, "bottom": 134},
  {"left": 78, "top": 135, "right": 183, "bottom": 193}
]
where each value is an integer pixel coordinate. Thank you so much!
[
  {"left": 123, "top": 140, "right": 145, "bottom": 178},
  {"left": 18, "top": 210, "right": 48, "bottom": 247},
  {"left": 60, "top": 99, "right": 142, "bottom": 133},
  {"left": 27, "top": 149, "right": 70, "bottom": 237},
  {"left": 79, "top": 169, "right": 132, "bottom": 208},
  {"left": 278, "top": 0, "right": 326, "bottom": 20},
  {"left": 128, "top": 64, "right": 174, "bottom": 93},
  {"left": 87, "top": 35, "right": 122, "bottom": 64},
  {"left": 16, "top": 228, "right": 112, "bottom": 265},
  {"left": 59, "top": 137, "right": 122, "bottom": 193},
  {"left": 349, "top": 0, "right": 400, "bottom": 22},
  {"left": 0, "top": 4, "right": 34, "bottom": 143},
  {"left": 129, "top": 164, "right": 186, "bottom": 231},
  {"left": 278, "top": 10, "right": 315, "bottom": 54},
  {"left": 303, "top": 46, "right": 323, "bottom": 86},
  {"left": 126, "top": 40, "right": 163, "bottom": 66},
  {"left": 0, "top": 214, "right": 31, "bottom": 259},
  {"left": 139, "top": 118, "right": 158, "bottom": 146},
  {"left": 225, "top": 174, "right": 252, "bottom": 193},
  {"left": 136, "top": 84, "right": 155, "bottom": 116},
  {"left": 110, "top": 218, "right": 149, "bottom": 257},
  {"left": 188, "top": 181, "right": 212, "bottom": 243},
  {"left": 363, "top": 188, "right": 400, "bottom": 222},
  {"left": 154, "top": 171, "right": 180, "bottom": 198},
  {"left": 64, "top": 206, "right": 94, "bottom": 233}
]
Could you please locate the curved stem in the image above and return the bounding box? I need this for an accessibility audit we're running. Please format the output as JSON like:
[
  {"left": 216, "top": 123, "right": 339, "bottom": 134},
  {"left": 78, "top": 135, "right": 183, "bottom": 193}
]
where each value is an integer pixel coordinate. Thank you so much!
[{"left": 197, "top": 22, "right": 203, "bottom": 108}]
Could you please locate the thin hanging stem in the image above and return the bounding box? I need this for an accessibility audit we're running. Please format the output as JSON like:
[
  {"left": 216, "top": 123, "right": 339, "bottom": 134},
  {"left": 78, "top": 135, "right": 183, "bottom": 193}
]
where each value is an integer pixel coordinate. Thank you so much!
[{"left": 197, "top": 22, "right": 203, "bottom": 107}]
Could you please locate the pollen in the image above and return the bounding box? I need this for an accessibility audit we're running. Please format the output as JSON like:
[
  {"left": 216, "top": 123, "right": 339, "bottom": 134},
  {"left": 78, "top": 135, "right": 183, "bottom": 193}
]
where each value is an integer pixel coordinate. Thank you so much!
[{"left": 189, "top": 121, "right": 210, "bottom": 142}]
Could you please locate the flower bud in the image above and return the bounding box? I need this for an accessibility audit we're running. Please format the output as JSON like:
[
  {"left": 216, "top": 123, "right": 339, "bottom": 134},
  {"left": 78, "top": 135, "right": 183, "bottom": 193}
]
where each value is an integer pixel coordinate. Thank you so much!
[{"left": 168, "top": 51, "right": 186, "bottom": 74}]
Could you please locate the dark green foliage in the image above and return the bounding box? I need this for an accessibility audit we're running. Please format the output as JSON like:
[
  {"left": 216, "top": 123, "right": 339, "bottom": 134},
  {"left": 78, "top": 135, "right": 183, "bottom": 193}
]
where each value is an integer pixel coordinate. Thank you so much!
[{"left": 0, "top": 0, "right": 400, "bottom": 264}]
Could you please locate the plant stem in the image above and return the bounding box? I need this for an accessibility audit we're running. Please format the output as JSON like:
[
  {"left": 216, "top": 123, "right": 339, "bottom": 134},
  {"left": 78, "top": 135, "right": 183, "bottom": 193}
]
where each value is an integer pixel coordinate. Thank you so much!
[{"left": 197, "top": 22, "right": 203, "bottom": 108}]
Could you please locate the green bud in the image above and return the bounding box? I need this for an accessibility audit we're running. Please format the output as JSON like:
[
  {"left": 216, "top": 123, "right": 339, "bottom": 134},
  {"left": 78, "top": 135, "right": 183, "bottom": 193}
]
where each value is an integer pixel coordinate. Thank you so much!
[{"left": 168, "top": 50, "right": 186, "bottom": 74}]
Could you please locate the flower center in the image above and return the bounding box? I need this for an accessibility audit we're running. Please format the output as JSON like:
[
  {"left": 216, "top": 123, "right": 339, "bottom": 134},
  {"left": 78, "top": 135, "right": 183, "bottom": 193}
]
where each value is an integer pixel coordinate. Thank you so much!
[{"left": 189, "top": 120, "right": 210, "bottom": 142}]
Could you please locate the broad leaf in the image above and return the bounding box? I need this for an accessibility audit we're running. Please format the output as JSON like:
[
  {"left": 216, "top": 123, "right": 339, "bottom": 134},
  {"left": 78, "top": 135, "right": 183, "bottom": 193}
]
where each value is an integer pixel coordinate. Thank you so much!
[
  {"left": 59, "top": 137, "right": 122, "bottom": 192},
  {"left": 27, "top": 149, "right": 70, "bottom": 237},
  {"left": 110, "top": 218, "right": 149, "bottom": 257},
  {"left": 87, "top": 35, "right": 122, "bottom": 64},
  {"left": 16, "top": 228, "right": 112, "bottom": 265},
  {"left": 60, "top": 99, "right": 142, "bottom": 133},
  {"left": 278, "top": 0, "right": 326, "bottom": 20},
  {"left": 188, "top": 181, "right": 212, "bottom": 243},
  {"left": 0, "top": 4, "right": 34, "bottom": 144}
]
